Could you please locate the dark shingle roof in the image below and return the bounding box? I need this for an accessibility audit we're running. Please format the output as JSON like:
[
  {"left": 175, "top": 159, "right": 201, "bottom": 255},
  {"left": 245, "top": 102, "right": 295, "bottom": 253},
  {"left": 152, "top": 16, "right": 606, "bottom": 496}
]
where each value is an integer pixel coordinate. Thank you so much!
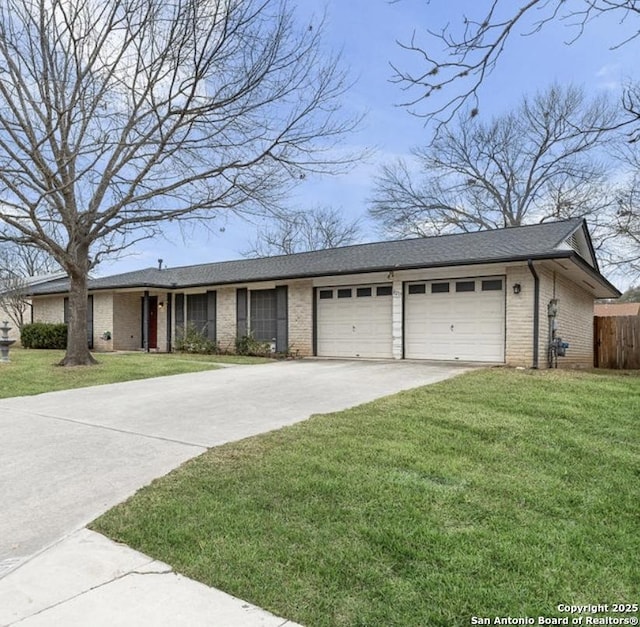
[{"left": 28, "top": 218, "right": 599, "bottom": 295}]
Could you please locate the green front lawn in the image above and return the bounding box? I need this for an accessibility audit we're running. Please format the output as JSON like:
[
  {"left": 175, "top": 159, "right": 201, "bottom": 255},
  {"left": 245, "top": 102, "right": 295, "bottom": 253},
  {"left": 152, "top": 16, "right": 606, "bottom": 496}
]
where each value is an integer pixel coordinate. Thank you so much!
[
  {"left": 92, "top": 368, "right": 640, "bottom": 627},
  {"left": 0, "top": 349, "right": 270, "bottom": 399}
]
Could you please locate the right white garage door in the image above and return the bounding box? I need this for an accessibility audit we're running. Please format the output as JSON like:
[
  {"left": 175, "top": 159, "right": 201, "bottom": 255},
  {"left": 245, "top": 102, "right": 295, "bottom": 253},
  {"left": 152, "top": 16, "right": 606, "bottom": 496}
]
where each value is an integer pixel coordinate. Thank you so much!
[{"left": 405, "top": 277, "right": 505, "bottom": 362}]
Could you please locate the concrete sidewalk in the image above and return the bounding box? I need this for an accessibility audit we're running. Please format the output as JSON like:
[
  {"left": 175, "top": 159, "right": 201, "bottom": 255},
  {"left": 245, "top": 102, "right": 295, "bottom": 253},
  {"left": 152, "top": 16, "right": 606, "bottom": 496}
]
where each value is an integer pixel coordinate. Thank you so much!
[
  {"left": 0, "top": 530, "right": 300, "bottom": 626},
  {"left": 0, "top": 359, "right": 473, "bottom": 626}
]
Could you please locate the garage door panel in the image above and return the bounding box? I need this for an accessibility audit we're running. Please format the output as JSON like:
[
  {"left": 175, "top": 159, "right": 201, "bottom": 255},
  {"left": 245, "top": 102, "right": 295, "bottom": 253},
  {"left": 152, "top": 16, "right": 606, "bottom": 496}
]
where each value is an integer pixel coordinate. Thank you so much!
[
  {"left": 405, "top": 277, "right": 505, "bottom": 362},
  {"left": 317, "top": 286, "right": 392, "bottom": 358}
]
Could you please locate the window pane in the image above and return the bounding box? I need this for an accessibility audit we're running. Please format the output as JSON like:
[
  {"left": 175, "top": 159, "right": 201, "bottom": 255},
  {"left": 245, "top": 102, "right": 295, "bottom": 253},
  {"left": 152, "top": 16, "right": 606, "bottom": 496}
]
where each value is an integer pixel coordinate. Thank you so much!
[
  {"left": 431, "top": 282, "right": 450, "bottom": 293},
  {"left": 187, "top": 294, "right": 208, "bottom": 334},
  {"left": 319, "top": 290, "right": 333, "bottom": 299},
  {"left": 250, "top": 290, "right": 277, "bottom": 341},
  {"left": 482, "top": 279, "right": 503, "bottom": 291},
  {"left": 408, "top": 284, "right": 426, "bottom": 294},
  {"left": 456, "top": 281, "right": 475, "bottom": 293},
  {"left": 337, "top": 288, "right": 352, "bottom": 299},
  {"left": 376, "top": 285, "right": 392, "bottom": 296},
  {"left": 357, "top": 287, "right": 372, "bottom": 297}
]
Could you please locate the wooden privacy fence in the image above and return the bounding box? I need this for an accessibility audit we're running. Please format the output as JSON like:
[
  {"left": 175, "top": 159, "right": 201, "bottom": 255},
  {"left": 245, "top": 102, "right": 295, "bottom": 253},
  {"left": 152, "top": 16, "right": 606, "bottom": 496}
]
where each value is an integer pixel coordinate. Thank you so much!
[{"left": 594, "top": 316, "right": 640, "bottom": 369}]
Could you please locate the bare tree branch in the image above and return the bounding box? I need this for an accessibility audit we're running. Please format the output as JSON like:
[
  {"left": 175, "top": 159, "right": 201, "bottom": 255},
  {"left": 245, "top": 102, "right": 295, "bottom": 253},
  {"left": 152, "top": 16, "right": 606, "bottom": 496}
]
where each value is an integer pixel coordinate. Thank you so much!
[
  {"left": 392, "top": 0, "right": 640, "bottom": 126},
  {"left": 243, "top": 206, "right": 362, "bottom": 256}
]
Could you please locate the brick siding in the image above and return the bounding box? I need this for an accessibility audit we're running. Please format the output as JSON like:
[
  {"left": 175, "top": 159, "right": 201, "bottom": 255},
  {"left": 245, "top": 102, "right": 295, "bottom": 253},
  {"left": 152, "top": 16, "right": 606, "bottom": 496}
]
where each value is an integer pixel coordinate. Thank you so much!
[
  {"left": 505, "top": 265, "right": 595, "bottom": 369},
  {"left": 505, "top": 267, "right": 536, "bottom": 367},
  {"left": 32, "top": 296, "right": 64, "bottom": 324},
  {"left": 287, "top": 281, "right": 313, "bottom": 356},
  {"left": 216, "top": 287, "right": 237, "bottom": 352},
  {"left": 541, "top": 269, "right": 594, "bottom": 368},
  {"left": 113, "top": 293, "right": 141, "bottom": 351},
  {"left": 92, "top": 292, "right": 114, "bottom": 351}
]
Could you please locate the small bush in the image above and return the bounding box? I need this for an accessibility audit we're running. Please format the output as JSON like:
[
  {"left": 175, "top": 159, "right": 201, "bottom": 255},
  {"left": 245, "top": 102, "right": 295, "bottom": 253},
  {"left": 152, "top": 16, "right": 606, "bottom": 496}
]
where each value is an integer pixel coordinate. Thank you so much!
[
  {"left": 235, "top": 334, "right": 272, "bottom": 357},
  {"left": 174, "top": 324, "right": 219, "bottom": 354},
  {"left": 21, "top": 323, "right": 67, "bottom": 349}
]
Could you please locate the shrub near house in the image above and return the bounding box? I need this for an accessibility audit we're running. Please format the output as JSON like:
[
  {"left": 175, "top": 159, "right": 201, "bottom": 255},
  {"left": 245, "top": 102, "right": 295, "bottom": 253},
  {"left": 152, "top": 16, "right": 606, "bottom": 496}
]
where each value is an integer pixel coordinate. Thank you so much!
[{"left": 21, "top": 323, "right": 67, "bottom": 349}]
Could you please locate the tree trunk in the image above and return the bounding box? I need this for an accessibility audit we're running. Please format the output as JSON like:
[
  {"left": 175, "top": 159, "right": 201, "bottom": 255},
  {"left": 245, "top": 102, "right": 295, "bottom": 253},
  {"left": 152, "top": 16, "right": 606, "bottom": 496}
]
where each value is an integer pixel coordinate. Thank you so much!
[{"left": 59, "top": 258, "right": 97, "bottom": 367}]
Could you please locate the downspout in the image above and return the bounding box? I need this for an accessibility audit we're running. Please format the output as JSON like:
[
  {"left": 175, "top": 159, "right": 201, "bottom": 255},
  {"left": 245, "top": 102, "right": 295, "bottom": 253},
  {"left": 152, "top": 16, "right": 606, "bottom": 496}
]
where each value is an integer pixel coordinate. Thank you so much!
[
  {"left": 312, "top": 287, "right": 318, "bottom": 356},
  {"left": 527, "top": 259, "right": 539, "bottom": 369}
]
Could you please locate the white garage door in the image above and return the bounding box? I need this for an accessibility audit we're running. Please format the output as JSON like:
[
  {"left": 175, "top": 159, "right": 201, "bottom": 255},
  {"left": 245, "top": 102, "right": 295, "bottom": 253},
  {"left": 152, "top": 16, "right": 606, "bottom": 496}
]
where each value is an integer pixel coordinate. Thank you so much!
[
  {"left": 405, "top": 277, "right": 505, "bottom": 362},
  {"left": 317, "top": 284, "right": 393, "bottom": 358}
]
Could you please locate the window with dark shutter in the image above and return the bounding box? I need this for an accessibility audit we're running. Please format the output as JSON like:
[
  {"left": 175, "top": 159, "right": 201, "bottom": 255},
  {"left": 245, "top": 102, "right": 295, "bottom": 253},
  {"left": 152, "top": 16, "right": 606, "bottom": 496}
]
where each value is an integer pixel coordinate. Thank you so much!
[
  {"left": 187, "top": 294, "right": 208, "bottom": 334},
  {"left": 250, "top": 289, "right": 278, "bottom": 342}
]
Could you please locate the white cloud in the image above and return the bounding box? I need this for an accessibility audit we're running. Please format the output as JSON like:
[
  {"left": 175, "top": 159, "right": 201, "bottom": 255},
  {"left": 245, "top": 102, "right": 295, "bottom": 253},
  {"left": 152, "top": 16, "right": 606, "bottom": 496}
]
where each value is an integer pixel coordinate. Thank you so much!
[{"left": 595, "top": 64, "right": 623, "bottom": 91}]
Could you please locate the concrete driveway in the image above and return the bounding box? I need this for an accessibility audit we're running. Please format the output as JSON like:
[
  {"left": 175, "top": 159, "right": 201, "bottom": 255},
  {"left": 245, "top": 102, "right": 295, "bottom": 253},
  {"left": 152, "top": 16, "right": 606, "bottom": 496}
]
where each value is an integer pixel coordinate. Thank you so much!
[{"left": 0, "top": 358, "right": 473, "bottom": 625}]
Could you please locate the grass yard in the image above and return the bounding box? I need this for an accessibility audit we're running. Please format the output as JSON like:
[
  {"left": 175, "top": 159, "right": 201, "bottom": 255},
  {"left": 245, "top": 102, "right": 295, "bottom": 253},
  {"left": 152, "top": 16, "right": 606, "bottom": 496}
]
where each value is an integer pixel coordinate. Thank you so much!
[
  {"left": 91, "top": 368, "right": 640, "bottom": 627},
  {"left": 0, "top": 349, "right": 269, "bottom": 399}
]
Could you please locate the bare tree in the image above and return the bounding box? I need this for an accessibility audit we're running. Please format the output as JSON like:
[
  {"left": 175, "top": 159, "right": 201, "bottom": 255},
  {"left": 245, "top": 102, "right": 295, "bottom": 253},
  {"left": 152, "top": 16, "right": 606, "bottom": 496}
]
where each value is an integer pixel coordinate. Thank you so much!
[
  {"left": 0, "top": 274, "right": 30, "bottom": 331},
  {"left": 0, "top": 245, "right": 59, "bottom": 279},
  {"left": 392, "top": 0, "right": 640, "bottom": 126},
  {"left": 243, "top": 206, "right": 361, "bottom": 257},
  {"left": 612, "top": 145, "right": 640, "bottom": 273},
  {"left": 0, "top": 244, "right": 60, "bottom": 330},
  {"left": 0, "top": 0, "right": 359, "bottom": 365},
  {"left": 370, "top": 84, "right": 617, "bottom": 238}
]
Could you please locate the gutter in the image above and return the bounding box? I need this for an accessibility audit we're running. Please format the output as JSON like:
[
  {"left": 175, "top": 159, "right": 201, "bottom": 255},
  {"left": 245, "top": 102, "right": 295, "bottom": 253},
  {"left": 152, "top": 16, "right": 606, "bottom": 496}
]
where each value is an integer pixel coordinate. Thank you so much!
[{"left": 527, "top": 259, "right": 540, "bottom": 369}]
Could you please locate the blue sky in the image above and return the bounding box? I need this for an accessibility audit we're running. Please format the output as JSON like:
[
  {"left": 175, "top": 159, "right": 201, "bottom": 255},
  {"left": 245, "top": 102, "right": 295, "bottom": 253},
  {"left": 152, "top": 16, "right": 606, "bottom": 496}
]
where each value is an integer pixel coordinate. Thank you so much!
[{"left": 100, "top": 0, "right": 639, "bottom": 277}]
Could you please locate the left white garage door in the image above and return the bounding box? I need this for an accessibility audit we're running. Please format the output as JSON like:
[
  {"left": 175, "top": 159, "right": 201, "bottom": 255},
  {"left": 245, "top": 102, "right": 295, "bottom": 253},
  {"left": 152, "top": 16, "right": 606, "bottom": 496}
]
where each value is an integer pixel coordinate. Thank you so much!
[{"left": 317, "top": 285, "right": 393, "bottom": 358}]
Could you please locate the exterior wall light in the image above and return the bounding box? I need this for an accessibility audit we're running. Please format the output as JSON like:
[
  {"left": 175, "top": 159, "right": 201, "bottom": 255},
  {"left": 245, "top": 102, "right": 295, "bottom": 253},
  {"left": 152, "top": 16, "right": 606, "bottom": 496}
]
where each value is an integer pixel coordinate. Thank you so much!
[
  {"left": 158, "top": 301, "right": 165, "bottom": 310},
  {"left": 513, "top": 283, "right": 522, "bottom": 295}
]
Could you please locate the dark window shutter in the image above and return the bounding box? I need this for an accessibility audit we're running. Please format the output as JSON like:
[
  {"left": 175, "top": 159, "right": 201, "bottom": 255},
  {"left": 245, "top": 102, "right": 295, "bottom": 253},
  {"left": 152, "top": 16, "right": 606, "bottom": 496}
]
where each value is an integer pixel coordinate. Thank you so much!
[
  {"left": 275, "top": 286, "right": 288, "bottom": 353},
  {"left": 207, "top": 291, "right": 216, "bottom": 341},
  {"left": 166, "top": 293, "right": 173, "bottom": 351},
  {"left": 141, "top": 292, "right": 149, "bottom": 350},
  {"left": 175, "top": 293, "right": 185, "bottom": 329},
  {"left": 63, "top": 297, "right": 69, "bottom": 324},
  {"left": 236, "top": 288, "right": 248, "bottom": 337}
]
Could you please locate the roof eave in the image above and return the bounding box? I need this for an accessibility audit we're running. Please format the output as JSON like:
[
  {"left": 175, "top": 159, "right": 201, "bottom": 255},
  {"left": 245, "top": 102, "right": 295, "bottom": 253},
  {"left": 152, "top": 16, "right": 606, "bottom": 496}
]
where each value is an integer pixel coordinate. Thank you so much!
[{"left": 567, "top": 253, "right": 621, "bottom": 298}]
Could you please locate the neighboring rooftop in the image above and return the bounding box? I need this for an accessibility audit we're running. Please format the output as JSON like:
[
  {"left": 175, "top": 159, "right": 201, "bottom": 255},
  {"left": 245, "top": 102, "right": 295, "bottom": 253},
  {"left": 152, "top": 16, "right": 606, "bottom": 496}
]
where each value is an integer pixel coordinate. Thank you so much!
[
  {"left": 23, "top": 272, "right": 68, "bottom": 286},
  {"left": 27, "top": 218, "right": 613, "bottom": 296}
]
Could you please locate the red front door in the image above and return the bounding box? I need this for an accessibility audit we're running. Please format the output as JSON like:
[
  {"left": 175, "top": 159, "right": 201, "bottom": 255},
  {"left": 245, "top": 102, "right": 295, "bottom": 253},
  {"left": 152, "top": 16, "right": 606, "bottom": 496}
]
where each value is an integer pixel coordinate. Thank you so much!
[{"left": 148, "top": 296, "right": 158, "bottom": 349}]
